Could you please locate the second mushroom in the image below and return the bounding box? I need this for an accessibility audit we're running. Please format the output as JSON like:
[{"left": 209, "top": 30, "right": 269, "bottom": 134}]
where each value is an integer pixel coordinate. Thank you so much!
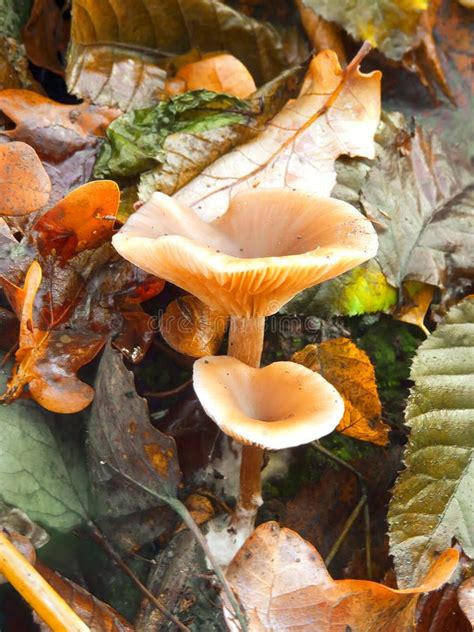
[{"left": 112, "top": 188, "right": 378, "bottom": 554}]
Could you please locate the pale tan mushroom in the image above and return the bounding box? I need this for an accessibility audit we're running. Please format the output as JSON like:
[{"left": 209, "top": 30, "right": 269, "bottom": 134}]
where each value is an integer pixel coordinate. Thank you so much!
[
  {"left": 112, "top": 189, "right": 378, "bottom": 319},
  {"left": 193, "top": 356, "right": 344, "bottom": 451}
]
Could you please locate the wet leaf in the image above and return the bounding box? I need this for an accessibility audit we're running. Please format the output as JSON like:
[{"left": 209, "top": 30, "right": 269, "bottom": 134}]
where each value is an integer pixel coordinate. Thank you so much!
[
  {"left": 0, "top": 141, "right": 51, "bottom": 216},
  {"left": 292, "top": 338, "right": 390, "bottom": 446},
  {"left": 0, "top": 89, "right": 119, "bottom": 203},
  {"left": 21, "top": 0, "right": 70, "bottom": 75},
  {"left": 0, "top": 363, "right": 89, "bottom": 530},
  {"left": 69, "top": 0, "right": 307, "bottom": 94},
  {"left": 87, "top": 344, "right": 181, "bottom": 550},
  {"left": 388, "top": 297, "right": 474, "bottom": 587},
  {"left": 0, "top": 501, "right": 49, "bottom": 550},
  {"left": 300, "top": 0, "right": 429, "bottom": 60},
  {"left": 174, "top": 54, "right": 257, "bottom": 98},
  {"left": 160, "top": 295, "right": 228, "bottom": 358},
  {"left": 138, "top": 62, "right": 308, "bottom": 201},
  {"left": 393, "top": 281, "right": 435, "bottom": 335},
  {"left": 35, "top": 562, "right": 134, "bottom": 631},
  {"left": 173, "top": 47, "right": 381, "bottom": 221},
  {"left": 94, "top": 90, "right": 253, "bottom": 180},
  {"left": 458, "top": 577, "right": 474, "bottom": 628},
  {"left": 283, "top": 259, "right": 397, "bottom": 318},
  {"left": 225, "top": 521, "right": 459, "bottom": 632}
]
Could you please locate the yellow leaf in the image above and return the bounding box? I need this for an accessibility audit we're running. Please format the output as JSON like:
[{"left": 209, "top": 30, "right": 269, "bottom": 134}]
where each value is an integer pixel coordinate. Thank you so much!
[
  {"left": 393, "top": 280, "right": 434, "bottom": 335},
  {"left": 292, "top": 338, "right": 390, "bottom": 446}
]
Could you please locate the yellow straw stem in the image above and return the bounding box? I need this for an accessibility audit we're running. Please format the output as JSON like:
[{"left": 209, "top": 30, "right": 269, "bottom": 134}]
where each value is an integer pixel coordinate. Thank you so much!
[{"left": 0, "top": 531, "right": 90, "bottom": 632}]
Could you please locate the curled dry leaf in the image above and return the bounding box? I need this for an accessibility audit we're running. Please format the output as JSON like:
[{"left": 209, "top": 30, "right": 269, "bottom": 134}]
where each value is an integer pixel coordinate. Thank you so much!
[
  {"left": 21, "top": 0, "right": 70, "bottom": 75},
  {"left": 393, "top": 281, "right": 435, "bottom": 335},
  {"left": 173, "top": 54, "right": 257, "bottom": 98},
  {"left": 35, "top": 562, "right": 134, "bottom": 632},
  {"left": 0, "top": 142, "right": 51, "bottom": 216},
  {"left": 0, "top": 89, "right": 119, "bottom": 203},
  {"left": 225, "top": 522, "right": 459, "bottom": 632},
  {"left": 173, "top": 47, "right": 381, "bottom": 220},
  {"left": 292, "top": 338, "right": 390, "bottom": 446},
  {"left": 160, "top": 295, "right": 228, "bottom": 358}
]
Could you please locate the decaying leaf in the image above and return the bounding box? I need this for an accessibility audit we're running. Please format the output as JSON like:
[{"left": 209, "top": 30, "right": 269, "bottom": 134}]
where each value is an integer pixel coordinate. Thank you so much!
[
  {"left": 0, "top": 89, "right": 119, "bottom": 203},
  {"left": 35, "top": 562, "right": 134, "bottom": 632},
  {"left": 87, "top": 344, "right": 181, "bottom": 550},
  {"left": 0, "top": 502, "right": 49, "bottom": 551},
  {"left": 0, "top": 141, "right": 51, "bottom": 216},
  {"left": 458, "top": 577, "right": 474, "bottom": 627},
  {"left": 138, "top": 62, "right": 308, "bottom": 201},
  {"left": 292, "top": 338, "right": 390, "bottom": 446},
  {"left": 393, "top": 281, "right": 435, "bottom": 335},
  {"left": 299, "top": 0, "right": 429, "bottom": 60},
  {"left": 388, "top": 297, "right": 474, "bottom": 587},
  {"left": 69, "top": 0, "right": 307, "bottom": 97},
  {"left": 283, "top": 259, "right": 397, "bottom": 318},
  {"left": 225, "top": 521, "right": 459, "bottom": 632},
  {"left": 21, "top": 0, "right": 70, "bottom": 75},
  {"left": 174, "top": 54, "right": 257, "bottom": 98},
  {"left": 0, "top": 363, "right": 89, "bottom": 531},
  {"left": 173, "top": 47, "right": 381, "bottom": 220},
  {"left": 160, "top": 295, "right": 228, "bottom": 358}
]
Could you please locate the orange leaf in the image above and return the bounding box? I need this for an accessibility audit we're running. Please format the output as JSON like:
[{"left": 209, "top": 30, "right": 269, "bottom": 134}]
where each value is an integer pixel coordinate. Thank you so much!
[
  {"left": 174, "top": 54, "right": 257, "bottom": 98},
  {"left": 393, "top": 281, "right": 434, "bottom": 336},
  {"left": 160, "top": 295, "right": 228, "bottom": 358},
  {"left": 0, "top": 142, "right": 51, "bottom": 216},
  {"left": 225, "top": 522, "right": 459, "bottom": 632},
  {"left": 292, "top": 338, "right": 390, "bottom": 446}
]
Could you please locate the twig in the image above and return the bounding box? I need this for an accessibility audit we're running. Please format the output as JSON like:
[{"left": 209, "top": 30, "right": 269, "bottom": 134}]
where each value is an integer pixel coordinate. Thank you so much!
[
  {"left": 144, "top": 378, "right": 193, "bottom": 398},
  {"left": 312, "top": 441, "right": 372, "bottom": 579},
  {"left": 86, "top": 521, "right": 191, "bottom": 632}
]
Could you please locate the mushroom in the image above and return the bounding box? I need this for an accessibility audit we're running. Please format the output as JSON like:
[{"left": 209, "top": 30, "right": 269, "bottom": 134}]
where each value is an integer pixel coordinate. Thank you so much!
[
  {"left": 112, "top": 189, "right": 378, "bottom": 527},
  {"left": 194, "top": 355, "right": 344, "bottom": 523}
]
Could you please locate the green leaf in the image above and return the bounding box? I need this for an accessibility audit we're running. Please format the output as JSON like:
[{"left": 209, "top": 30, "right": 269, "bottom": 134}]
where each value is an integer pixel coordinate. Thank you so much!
[
  {"left": 300, "top": 0, "right": 428, "bottom": 60},
  {"left": 94, "top": 90, "right": 251, "bottom": 179},
  {"left": 388, "top": 296, "right": 474, "bottom": 587},
  {"left": 0, "top": 369, "right": 89, "bottom": 531},
  {"left": 282, "top": 260, "right": 397, "bottom": 317}
]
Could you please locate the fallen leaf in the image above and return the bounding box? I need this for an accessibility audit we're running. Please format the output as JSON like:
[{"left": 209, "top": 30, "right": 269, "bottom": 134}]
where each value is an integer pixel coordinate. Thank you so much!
[
  {"left": 225, "top": 521, "right": 459, "bottom": 632},
  {"left": 175, "top": 54, "right": 257, "bottom": 98},
  {"left": 87, "top": 344, "right": 181, "bottom": 550},
  {"left": 138, "top": 62, "right": 308, "bottom": 201},
  {"left": 0, "top": 89, "right": 119, "bottom": 203},
  {"left": 35, "top": 562, "right": 134, "bottom": 632},
  {"left": 393, "top": 281, "right": 435, "bottom": 335},
  {"left": 299, "top": 0, "right": 429, "bottom": 60},
  {"left": 292, "top": 338, "right": 390, "bottom": 446},
  {"left": 388, "top": 296, "right": 474, "bottom": 586},
  {"left": 295, "top": 0, "right": 346, "bottom": 63},
  {"left": 0, "top": 36, "right": 42, "bottom": 91},
  {"left": 458, "top": 577, "right": 474, "bottom": 628},
  {"left": 160, "top": 295, "right": 228, "bottom": 358},
  {"left": 0, "top": 141, "right": 51, "bottom": 216},
  {"left": 21, "top": 0, "right": 70, "bottom": 75},
  {"left": 69, "top": 0, "right": 307, "bottom": 94},
  {"left": 173, "top": 47, "right": 381, "bottom": 220},
  {"left": 0, "top": 362, "right": 89, "bottom": 530},
  {"left": 175, "top": 493, "right": 215, "bottom": 534},
  {"left": 0, "top": 502, "right": 49, "bottom": 551}
]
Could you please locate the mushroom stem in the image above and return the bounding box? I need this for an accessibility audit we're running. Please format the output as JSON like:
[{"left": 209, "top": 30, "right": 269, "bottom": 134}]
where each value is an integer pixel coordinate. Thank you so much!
[{"left": 227, "top": 316, "right": 265, "bottom": 526}]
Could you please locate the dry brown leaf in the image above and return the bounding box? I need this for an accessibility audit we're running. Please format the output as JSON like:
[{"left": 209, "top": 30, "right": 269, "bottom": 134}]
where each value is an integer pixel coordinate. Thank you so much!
[
  {"left": 393, "top": 281, "right": 435, "bottom": 335},
  {"left": 173, "top": 47, "right": 381, "bottom": 220},
  {"left": 225, "top": 521, "right": 459, "bottom": 632},
  {"left": 295, "top": 0, "right": 346, "bottom": 64},
  {"left": 458, "top": 577, "right": 474, "bottom": 627},
  {"left": 292, "top": 338, "right": 390, "bottom": 446},
  {"left": 21, "top": 0, "right": 70, "bottom": 75},
  {"left": 0, "top": 142, "right": 51, "bottom": 216},
  {"left": 174, "top": 54, "right": 257, "bottom": 98},
  {"left": 160, "top": 295, "right": 228, "bottom": 358}
]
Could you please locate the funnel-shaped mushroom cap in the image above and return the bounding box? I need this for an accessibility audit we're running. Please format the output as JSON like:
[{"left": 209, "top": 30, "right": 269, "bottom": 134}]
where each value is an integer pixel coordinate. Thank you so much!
[
  {"left": 193, "top": 356, "right": 344, "bottom": 450},
  {"left": 113, "top": 189, "right": 378, "bottom": 317}
]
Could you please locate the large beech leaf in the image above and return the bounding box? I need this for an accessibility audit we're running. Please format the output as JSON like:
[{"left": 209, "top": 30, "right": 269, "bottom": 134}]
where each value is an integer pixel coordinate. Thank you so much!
[
  {"left": 173, "top": 47, "right": 381, "bottom": 221},
  {"left": 0, "top": 142, "right": 51, "bottom": 216},
  {"left": 0, "top": 366, "right": 89, "bottom": 531},
  {"left": 69, "top": 0, "right": 306, "bottom": 98},
  {"left": 0, "top": 89, "right": 119, "bottom": 203},
  {"left": 388, "top": 296, "right": 474, "bottom": 587},
  {"left": 300, "top": 0, "right": 428, "bottom": 60},
  {"left": 225, "top": 521, "right": 459, "bottom": 632},
  {"left": 292, "top": 338, "right": 390, "bottom": 446},
  {"left": 87, "top": 344, "right": 181, "bottom": 549}
]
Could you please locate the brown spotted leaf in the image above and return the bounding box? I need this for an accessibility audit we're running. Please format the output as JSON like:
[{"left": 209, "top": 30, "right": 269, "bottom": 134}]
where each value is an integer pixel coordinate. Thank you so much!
[
  {"left": 292, "top": 338, "right": 390, "bottom": 446},
  {"left": 225, "top": 522, "right": 459, "bottom": 632}
]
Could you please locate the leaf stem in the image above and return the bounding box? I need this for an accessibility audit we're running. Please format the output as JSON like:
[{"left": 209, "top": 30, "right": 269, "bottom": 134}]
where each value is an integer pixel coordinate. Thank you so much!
[{"left": 0, "top": 530, "right": 89, "bottom": 632}]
